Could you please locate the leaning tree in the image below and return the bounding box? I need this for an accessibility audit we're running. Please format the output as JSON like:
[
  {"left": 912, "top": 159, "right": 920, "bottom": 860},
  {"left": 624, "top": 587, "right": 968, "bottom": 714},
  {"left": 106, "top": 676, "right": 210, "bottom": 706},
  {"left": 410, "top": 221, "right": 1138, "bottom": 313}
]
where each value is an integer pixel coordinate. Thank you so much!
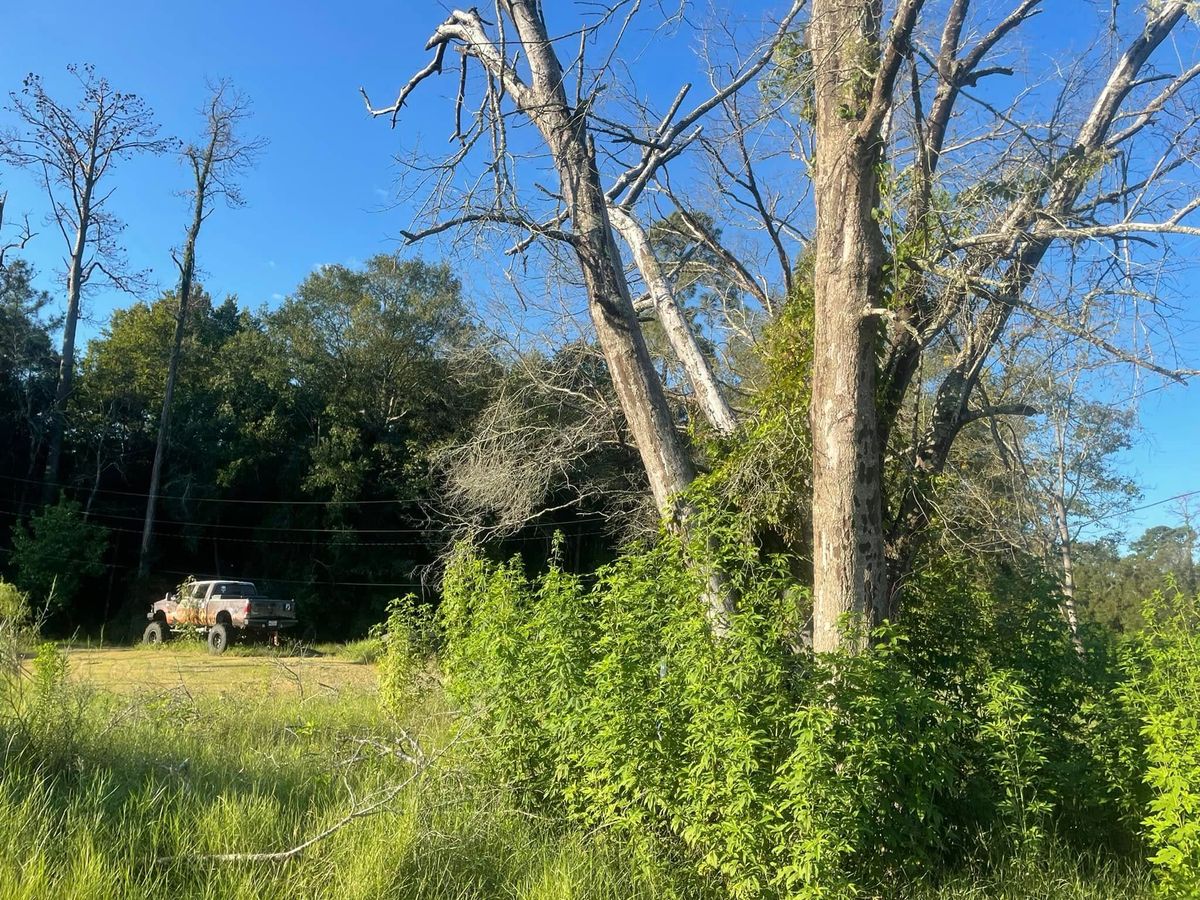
[{"left": 363, "top": 1, "right": 803, "bottom": 631}]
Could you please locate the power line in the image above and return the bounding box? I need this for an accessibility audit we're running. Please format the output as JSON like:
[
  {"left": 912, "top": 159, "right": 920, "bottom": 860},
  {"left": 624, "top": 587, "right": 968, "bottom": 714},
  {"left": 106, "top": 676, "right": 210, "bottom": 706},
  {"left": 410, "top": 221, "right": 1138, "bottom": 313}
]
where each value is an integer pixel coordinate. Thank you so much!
[
  {"left": 0, "top": 472, "right": 419, "bottom": 506},
  {"left": 1079, "top": 488, "right": 1200, "bottom": 527},
  {"left": 0, "top": 505, "right": 616, "bottom": 551},
  {"left": 0, "top": 473, "right": 616, "bottom": 533},
  {"left": 0, "top": 545, "right": 424, "bottom": 589}
]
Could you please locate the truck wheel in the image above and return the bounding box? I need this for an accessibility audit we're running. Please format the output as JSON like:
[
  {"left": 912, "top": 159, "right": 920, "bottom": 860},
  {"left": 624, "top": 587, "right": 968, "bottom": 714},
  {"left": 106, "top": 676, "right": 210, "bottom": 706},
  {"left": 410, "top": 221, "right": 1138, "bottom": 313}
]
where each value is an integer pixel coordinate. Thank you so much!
[
  {"left": 207, "top": 622, "right": 231, "bottom": 655},
  {"left": 142, "top": 621, "right": 169, "bottom": 645}
]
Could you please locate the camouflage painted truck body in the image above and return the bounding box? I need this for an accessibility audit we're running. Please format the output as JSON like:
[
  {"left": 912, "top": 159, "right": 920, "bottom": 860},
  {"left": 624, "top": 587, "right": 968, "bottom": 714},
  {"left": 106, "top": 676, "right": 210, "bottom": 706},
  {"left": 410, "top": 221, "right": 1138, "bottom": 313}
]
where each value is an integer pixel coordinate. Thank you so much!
[{"left": 144, "top": 579, "right": 297, "bottom": 653}]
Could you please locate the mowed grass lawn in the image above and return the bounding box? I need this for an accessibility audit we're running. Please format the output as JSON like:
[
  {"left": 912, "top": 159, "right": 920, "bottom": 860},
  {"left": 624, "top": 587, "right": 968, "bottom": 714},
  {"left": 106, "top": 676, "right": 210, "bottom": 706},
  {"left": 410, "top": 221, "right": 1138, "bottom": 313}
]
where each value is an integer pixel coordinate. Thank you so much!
[{"left": 0, "top": 643, "right": 675, "bottom": 900}]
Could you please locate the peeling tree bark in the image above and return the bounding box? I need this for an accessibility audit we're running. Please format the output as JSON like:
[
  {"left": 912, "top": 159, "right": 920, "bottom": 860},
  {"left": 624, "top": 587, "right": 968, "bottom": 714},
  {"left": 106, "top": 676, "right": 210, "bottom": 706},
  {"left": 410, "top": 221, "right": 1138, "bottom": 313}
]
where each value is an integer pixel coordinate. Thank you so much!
[
  {"left": 513, "top": 24, "right": 697, "bottom": 525},
  {"left": 806, "top": 0, "right": 899, "bottom": 651}
]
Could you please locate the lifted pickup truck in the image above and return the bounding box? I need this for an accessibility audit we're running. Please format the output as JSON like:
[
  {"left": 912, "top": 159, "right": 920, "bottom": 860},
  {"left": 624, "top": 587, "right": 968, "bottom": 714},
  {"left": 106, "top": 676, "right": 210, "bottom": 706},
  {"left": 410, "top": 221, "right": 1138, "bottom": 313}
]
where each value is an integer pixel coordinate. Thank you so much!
[{"left": 143, "top": 579, "right": 297, "bottom": 653}]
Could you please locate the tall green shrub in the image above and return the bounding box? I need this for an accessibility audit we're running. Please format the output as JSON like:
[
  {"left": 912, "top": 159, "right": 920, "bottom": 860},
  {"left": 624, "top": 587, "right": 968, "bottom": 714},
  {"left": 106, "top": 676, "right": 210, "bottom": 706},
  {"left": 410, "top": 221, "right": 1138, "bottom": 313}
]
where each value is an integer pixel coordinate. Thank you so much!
[
  {"left": 1123, "top": 589, "right": 1200, "bottom": 896},
  {"left": 422, "top": 527, "right": 1145, "bottom": 898}
]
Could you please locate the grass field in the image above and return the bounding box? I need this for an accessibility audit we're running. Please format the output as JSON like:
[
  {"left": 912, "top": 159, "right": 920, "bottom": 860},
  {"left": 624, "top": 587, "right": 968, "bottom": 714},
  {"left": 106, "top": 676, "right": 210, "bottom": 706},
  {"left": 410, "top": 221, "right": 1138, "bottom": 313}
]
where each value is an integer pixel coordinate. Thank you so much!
[
  {"left": 0, "top": 643, "right": 684, "bottom": 900},
  {"left": 65, "top": 645, "right": 377, "bottom": 696},
  {"left": 0, "top": 644, "right": 1154, "bottom": 899}
]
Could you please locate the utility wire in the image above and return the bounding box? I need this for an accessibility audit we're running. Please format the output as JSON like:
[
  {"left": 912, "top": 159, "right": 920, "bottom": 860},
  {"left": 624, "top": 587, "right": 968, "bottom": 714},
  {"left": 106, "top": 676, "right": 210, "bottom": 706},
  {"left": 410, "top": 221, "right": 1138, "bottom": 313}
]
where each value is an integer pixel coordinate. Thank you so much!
[{"left": 1078, "top": 488, "right": 1200, "bottom": 527}]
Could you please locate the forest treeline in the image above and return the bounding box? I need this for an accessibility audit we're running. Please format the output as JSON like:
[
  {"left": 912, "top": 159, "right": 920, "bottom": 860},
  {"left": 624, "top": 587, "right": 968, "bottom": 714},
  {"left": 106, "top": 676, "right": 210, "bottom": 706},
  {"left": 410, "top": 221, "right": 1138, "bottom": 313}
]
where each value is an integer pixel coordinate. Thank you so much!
[
  {"left": 0, "top": 253, "right": 635, "bottom": 636},
  {"left": 1, "top": 247, "right": 1193, "bottom": 637}
]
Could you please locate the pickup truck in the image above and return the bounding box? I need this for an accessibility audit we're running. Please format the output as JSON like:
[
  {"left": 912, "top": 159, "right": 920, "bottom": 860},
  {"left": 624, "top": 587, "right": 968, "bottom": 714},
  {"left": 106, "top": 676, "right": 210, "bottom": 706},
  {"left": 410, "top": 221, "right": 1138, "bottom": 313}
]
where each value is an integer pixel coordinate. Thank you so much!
[{"left": 143, "top": 579, "right": 297, "bottom": 653}]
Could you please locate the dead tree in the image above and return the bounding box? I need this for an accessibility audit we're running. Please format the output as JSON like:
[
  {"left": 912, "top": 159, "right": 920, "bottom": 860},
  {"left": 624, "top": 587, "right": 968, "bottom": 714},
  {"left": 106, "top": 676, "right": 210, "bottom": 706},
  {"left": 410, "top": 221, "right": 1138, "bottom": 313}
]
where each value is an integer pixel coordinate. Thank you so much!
[
  {"left": 138, "top": 82, "right": 263, "bottom": 575},
  {"left": 879, "top": 1, "right": 1200, "bottom": 624},
  {"left": 364, "top": 2, "right": 801, "bottom": 631},
  {"left": 1, "top": 65, "right": 171, "bottom": 499}
]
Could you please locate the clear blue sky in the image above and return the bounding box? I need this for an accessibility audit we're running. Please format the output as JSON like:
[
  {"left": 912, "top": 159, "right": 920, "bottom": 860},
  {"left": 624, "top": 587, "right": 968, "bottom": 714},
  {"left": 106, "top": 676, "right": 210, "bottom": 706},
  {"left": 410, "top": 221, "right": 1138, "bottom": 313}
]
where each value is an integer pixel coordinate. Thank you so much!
[{"left": 1, "top": 1, "right": 1197, "bottom": 539}]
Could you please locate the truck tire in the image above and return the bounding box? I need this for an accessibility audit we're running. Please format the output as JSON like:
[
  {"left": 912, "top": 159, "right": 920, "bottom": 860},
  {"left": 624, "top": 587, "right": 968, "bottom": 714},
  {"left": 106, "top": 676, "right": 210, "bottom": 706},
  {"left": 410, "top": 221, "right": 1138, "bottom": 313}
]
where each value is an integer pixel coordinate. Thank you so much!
[
  {"left": 207, "top": 622, "right": 231, "bottom": 655},
  {"left": 142, "top": 621, "right": 169, "bottom": 645}
]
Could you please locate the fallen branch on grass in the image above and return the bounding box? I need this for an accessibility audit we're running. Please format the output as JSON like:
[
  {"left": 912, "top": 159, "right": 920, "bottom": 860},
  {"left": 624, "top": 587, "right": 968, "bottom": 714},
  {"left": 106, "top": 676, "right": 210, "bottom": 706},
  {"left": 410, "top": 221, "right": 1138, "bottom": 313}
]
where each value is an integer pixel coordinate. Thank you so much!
[{"left": 154, "top": 720, "right": 468, "bottom": 866}]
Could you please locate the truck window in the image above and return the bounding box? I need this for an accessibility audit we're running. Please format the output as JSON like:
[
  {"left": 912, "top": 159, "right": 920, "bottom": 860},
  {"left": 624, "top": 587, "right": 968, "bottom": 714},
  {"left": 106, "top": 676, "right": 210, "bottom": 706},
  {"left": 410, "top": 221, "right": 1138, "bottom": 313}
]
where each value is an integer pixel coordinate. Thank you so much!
[{"left": 190, "top": 583, "right": 207, "bottom": 601}]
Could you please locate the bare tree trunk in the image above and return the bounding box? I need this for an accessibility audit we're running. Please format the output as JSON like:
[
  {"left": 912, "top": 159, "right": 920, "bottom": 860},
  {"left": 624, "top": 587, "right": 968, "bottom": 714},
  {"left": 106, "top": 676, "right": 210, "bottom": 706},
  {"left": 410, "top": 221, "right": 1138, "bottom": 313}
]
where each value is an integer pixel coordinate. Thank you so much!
[
  {"left": 1052, "top": 424, "right": 1083, "bottom": 653},
  {"left": 85, "top": 433, "right": 105, "bottom": 516},
  {"left": 138, "top": 267, "right": 191, "bottom": 574},
  {"left": 1054, "top": 495, "right": 1082, "bottom": 653},
  {"left": 140, "top": 191, "right": 203, "bottom": 574},
  {"left": 506, "top": 3, "right": 698, "bottom": 523},
  {"left": 807, "top": 0, "right": 891, "bottom": 651},
  {"left": 43, "top": 183, "right": 93, "bottom": 502},
  {"left": 608, "top": 207, "right": 739, "bottom": 436},
  {"left": 139, "top": 82, "right": 257, "bottom": 575}
]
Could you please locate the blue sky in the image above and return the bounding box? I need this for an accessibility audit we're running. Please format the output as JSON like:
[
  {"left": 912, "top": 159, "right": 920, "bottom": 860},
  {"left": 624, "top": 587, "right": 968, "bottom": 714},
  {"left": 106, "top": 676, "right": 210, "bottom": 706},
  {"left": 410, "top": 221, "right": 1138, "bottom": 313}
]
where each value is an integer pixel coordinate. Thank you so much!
[{"left": 1, "top": 1, "right": 1198, "bottom": 538}]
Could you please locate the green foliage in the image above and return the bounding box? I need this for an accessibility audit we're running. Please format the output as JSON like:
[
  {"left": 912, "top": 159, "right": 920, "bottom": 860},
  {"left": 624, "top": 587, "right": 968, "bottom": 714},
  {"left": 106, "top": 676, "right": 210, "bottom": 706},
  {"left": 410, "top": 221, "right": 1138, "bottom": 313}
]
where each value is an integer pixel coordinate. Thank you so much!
[
  {"left": 48, "top": 255, "right": 487, "bottom": 637},
  {"left": 0, "top": 580, "right": 33, "bottom": 680},
  {"left": 1076, "top": 528, "right": 1198, "bottom": 633},
  {"left": 1122, "top": 589, "right": 1200, "bottom": 896},
  {"left": 9, "top": 500, "right": 108, "bottom": 617},
  {"left": 0, "top": 260, "right": 57, "bottom": 480},
  {"left": 706, "top": 262, "right": 815, "bottom": 550},
  {"left": 376, "top": 593, "right": 437, "bottom": 712},
  {"left": 424, "top": 524, "right": 1144, "bottom": 899},
  {"left": 0, "top": 579, "right": 30, "bottom": 626}
]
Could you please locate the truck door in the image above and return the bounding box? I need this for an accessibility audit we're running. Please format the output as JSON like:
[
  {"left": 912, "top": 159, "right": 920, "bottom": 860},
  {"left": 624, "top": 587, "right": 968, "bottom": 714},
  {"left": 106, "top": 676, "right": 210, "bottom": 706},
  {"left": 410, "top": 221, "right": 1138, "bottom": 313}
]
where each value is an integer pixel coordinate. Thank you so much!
[{"left": 182, "top": 582, "right": 208, "bottom": 626}]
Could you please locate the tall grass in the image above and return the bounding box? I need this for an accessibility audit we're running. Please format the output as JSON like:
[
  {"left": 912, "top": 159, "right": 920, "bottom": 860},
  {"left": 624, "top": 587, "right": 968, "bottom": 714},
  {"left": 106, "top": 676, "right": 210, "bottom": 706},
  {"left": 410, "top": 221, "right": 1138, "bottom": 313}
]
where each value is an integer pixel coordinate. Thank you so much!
[
  {"left": 0, "top": 648, "right": 686, "bottom": 900},
  {"left": 0, "top": 644, "right": 1155, "bottom": 899}
]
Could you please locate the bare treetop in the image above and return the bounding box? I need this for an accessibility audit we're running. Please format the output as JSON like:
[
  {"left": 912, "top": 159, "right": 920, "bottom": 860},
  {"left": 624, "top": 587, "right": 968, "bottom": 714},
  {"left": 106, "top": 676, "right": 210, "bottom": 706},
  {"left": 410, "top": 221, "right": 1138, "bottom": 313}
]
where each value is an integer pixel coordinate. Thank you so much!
[
  {"left": 180, "top": 79, "right": 267, "bottom": 217},
  {"left": 2, "top": 63, "right": 174, "bottom": 294}
]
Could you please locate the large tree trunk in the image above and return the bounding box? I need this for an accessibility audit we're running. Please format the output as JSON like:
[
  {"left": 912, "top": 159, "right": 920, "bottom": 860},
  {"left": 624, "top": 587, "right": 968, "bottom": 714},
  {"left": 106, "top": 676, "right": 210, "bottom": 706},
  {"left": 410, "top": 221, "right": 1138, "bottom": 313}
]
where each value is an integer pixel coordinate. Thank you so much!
[
  {"left": 807, "top": 0, "right": 889, "bottom": 651},
  {"left": 508, "top": 3, "right": 696, "bottom": 520},
  {"left": 504, "top": 1, "right": 733, "bottom": 630}
]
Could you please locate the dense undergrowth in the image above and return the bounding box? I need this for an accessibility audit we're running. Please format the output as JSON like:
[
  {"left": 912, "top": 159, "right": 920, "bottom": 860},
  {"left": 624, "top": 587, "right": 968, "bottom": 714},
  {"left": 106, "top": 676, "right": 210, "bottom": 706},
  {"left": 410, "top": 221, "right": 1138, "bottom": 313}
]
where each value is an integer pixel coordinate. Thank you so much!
[
  {"left": 0, "top": 545, "right": 1197, "bottom": 899},
  {"left": 424, "top": 527, "right": 1200, "bottom": 899}
]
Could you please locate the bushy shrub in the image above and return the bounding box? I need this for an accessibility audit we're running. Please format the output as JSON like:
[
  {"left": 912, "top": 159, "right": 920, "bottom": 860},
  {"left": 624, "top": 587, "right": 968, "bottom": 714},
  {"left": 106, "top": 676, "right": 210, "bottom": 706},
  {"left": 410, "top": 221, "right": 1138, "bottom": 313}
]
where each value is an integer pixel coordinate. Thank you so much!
[
  {"left": 1122, "top": 589, "right": 1200, "bottom": 896},
  {"left": 390, "top": 508, "right": 1166, "bottom": 899},
  {"left": 0, "top": 580, "right": 33, "bottom": 681},
  {"left": 9, "top": 499, "right": 108, "bottom": 618},
  {"left": 377, "top": 593, "right": 438, "bottom": 712}
]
